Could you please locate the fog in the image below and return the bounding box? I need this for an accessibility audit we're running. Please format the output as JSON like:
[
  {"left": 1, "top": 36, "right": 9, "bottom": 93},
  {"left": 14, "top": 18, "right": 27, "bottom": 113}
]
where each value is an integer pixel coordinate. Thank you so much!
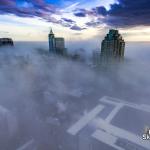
[{"left": 0, "top": 42, "right": 150, "bottom": 149}]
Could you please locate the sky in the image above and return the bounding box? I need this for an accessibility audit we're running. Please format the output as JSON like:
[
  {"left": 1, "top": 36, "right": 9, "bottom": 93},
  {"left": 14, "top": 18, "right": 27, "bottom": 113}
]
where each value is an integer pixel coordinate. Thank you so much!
[{"left": 0, "top": 0, "right": 150, "bottom": 42}]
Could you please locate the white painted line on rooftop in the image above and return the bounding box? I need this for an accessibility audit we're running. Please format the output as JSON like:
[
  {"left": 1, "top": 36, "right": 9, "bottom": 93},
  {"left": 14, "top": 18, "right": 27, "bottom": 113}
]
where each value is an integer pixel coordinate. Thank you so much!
[
  {"left": 100, "top": 96, "right": 121, "bottom": 106},
  {"left": 100, "top": 96, "right": 150, "bottom": 113},
  {"left": 67, "top": 105, "right": 104, "bottom": 136},
  {"left": 105, "top": 103, "right": 124, "bottom": 123},
  {"left": 92, "top": 130, "right": 124, "bottom": 150},
  {"left": 95, "top": 118, "right": 150, "bottom": 150}
]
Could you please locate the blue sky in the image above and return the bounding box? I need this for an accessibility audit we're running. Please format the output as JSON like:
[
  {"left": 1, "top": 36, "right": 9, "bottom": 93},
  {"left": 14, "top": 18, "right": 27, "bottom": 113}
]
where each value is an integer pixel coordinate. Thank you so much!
[{"left": 0, "top": 0, "right": 150, "bottom": 41}]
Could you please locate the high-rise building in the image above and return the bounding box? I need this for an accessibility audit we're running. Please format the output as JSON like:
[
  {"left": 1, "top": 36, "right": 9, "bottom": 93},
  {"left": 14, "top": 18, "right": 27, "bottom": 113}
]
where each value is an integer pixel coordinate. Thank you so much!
[
  {"left": 48, "top": 29, "right": 56, "bottom": 53},
  {"left": 55, "top": 37, "right": 65, "bottom": 55},
  {"left": 48, "top": 29, "right": 66, "bottom": 55},
  {"left": 100, "top": 29, "right": 125, "bottom": 63}
]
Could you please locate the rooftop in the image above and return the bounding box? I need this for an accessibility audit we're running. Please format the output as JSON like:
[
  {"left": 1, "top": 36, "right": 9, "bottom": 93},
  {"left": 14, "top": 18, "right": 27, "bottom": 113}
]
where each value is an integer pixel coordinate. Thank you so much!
[{"left": 67, "top": 96, "right": 150, "bottom": 150}]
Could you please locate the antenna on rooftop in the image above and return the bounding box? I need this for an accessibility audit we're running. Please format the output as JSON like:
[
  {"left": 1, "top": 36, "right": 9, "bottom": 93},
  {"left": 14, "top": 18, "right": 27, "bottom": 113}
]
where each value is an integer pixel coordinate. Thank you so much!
[{"left": 49, "top": 27, "right": 53, "bottom": 34}]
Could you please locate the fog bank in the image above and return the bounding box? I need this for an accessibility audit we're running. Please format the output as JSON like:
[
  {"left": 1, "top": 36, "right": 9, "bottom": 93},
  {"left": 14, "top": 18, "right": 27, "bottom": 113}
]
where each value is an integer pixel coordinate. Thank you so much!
[{"left": 0, "top": 42, "right": 150, "bottom": 149}]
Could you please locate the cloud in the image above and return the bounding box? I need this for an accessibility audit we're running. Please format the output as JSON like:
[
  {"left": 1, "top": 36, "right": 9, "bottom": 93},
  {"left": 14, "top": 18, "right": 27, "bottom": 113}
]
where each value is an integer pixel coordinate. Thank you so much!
[
  {"left": 50, "top": 18, "right": 77, "bottom": 28},
  {"left": 2, "top": 0, "right": 149, "bottom": 30},
  {"left": 70, "top": 25, "right": 86, "bottom": 31},
  {"left": 0, "top": 0, "right": 57, "bottom": 22},
  {"left": 73, "top": 8, "right": 91, "bottom": 17},
  {"left": 86, "top": 20, "right": 102, "bottom": 27},
  {"left": 0, "top": 0, "right": 85, "bottom": 31},
  {"left": 73, "top": 0, "right": 150, "bottom": 28},
  {"left": 0, "top": 42, "right": 150, "bottom": 149},
  {"left": 0, "top": 0, "right": 15, "bottom": 6},
  {"left": 94, "top": 6, "right": 107, "bottom": 16},
  {"left": 73, "top": 8, "right": 96, "bottom": 18},
  {"left": 61, "top": 18, "right": 75, "bottom": 23},
  {"left": 97, "top": 0, "right": 150, "bottom": 27},
  {"left": 74, "top": 9, "right": 86, "bottom": 17}
]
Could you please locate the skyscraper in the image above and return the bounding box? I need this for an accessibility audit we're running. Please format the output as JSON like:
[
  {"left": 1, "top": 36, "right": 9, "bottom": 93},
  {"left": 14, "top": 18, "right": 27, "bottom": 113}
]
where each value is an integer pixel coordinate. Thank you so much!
[
  {"left": 55, "top": 37, "right": 65, "bottom": 55},
  {"left": 48, "top": 29, "right": 66, "bottom": 55},
  {"left": 48, "top": 29, "right": 56, "bottom": 53},
  {"left": 100, "top": 29, "right": 125, "bottom": 63}
]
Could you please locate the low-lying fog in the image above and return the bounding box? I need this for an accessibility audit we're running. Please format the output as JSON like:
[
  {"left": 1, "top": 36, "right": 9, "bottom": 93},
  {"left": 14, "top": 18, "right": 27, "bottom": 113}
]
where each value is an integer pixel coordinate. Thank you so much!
[{"left": 0, "top": 41, "right": 150, "bottom": 150}]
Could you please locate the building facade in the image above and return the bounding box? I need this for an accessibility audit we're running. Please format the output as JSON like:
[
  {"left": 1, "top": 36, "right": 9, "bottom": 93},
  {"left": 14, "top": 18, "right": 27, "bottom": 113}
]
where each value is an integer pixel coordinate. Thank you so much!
[
  {"left": 48, "top": 29, "right": 66, "bottom": 55},
  {"left": 48, "top": 29, "right": 56, "bottom": 53},
  {"left": 100, "top": 29, "right": 125, "bottom": 64}
]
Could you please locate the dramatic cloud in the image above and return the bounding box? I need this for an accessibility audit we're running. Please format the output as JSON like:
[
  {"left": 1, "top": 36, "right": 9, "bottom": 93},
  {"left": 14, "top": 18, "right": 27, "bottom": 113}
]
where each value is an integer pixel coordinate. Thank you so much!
[
  {"left": 73, "top": 8, "right": 95, "bottom": 17},
  {"left": 0, "top": 0, "right": 15, "bottom": 6},
  {"left": 74, "top": 0, "right": 150, "bottom": 28},
  {"left": 94, "top": 6, "right": 107, "bottom": 16},
  {"left": 1, "top": 0, "right": 150, "bottom": 31},
  {"left": 96, "top": 0, "right": 150, "bottom": 27},
  {"left": 74, "top": 9, "right": 87, "bottom": 17},
  {"left": 0, "top": 0, "right": 82, "bottom": 30},
  {"left": 0, "top": 0, "right": 57, "bottom": 18}
]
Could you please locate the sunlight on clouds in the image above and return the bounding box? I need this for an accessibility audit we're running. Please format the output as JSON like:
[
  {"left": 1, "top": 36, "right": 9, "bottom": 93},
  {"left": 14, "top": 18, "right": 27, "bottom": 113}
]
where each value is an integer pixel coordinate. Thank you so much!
[
  {"left": 120, "top": 27, "right": 150, "bottom": 42},
  {"left": 0, "top": 15, "right": 50, "bottom": 41},
  {"left": 0, "top": 0, "right": 149, "bottom": 42},
  {"left": 0, "top": 11, "right": 150, "bottom": 42}
]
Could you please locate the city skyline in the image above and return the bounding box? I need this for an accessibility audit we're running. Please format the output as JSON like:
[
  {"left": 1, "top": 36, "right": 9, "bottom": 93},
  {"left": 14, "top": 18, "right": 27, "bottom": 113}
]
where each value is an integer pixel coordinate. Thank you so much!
[
  {"left": 0, "top": 0, "right": 150, "bottom": 42},
  {"left": 0, "top": 1, "right": 150, "bottom": 150}
]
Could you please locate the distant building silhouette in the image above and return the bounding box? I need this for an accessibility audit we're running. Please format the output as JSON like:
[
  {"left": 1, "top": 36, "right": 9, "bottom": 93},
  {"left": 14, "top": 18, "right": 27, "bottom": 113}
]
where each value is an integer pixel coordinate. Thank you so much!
[
  {"left": 0, "top": 38, "right": 14, "bottom": 47},
  {"left": 48, "top": 29, "right": 67, "bottom": 56},
  {"left": 100, "top": 29, "right": 125, "bottom": 63}
]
